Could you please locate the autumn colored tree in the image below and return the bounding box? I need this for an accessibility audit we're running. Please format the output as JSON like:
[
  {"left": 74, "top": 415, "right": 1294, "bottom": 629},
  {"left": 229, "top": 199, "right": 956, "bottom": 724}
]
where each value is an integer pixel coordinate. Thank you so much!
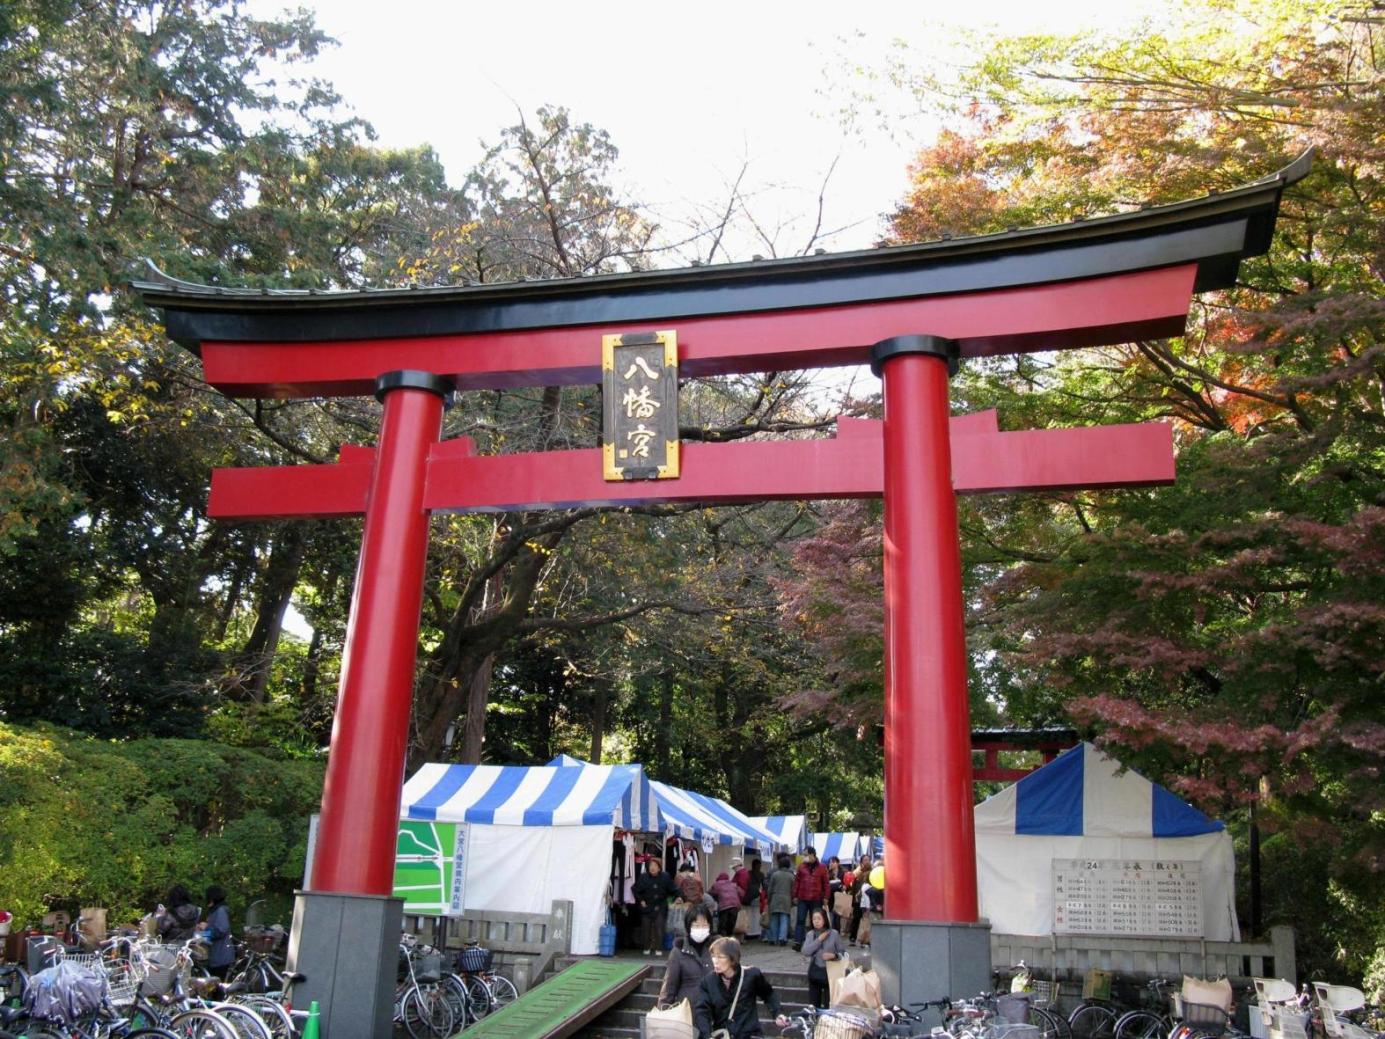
[{"left": 785, "top": 0, "right": 1383, "bottom": 978}]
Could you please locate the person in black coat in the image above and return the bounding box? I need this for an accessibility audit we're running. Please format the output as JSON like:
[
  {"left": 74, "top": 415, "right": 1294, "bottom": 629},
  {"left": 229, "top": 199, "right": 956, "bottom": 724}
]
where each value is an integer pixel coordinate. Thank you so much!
[
  {"left": 632, "top": 858, "right": 677, "bottom": 956},
  {"left": 657, "top": 904, "right": 716, "bottom": 1008},
  {"left": 694, "top": 937, "right": 788, "bottom": 1038}
]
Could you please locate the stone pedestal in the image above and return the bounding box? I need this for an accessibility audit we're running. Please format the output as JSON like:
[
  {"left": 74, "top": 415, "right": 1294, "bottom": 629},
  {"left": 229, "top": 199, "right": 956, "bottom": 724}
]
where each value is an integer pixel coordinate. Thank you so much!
[
  {"left": 285, "top": 891, "right": 403, "bottom": 1039},
  {"left": 872, "top": 919, "right": 992, "bottom": 1020}
]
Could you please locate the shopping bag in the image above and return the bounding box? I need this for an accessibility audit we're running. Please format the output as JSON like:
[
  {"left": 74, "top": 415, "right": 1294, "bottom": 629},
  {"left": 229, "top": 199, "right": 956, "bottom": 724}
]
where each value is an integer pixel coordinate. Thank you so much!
[
  {"left": 837, "top": 968, "right": 882, "bottom": 1009},
  {"left": 733, "top": 907, "right": 748, "bottom": 935},
  {"left": 647, "top": 998, "right": 693, "bottom": 1024},
  {"left": 669, "top": 900, "right": 689, "bottom": 938},
  {"left": 827, "top": 954, "right": 852, "bottom": 1003},
  {"left": 832, "top": 891, "right": 854, "bottom": 919},
  {"left": 856, "top": 911, "right": 872, "bottom": 945}
]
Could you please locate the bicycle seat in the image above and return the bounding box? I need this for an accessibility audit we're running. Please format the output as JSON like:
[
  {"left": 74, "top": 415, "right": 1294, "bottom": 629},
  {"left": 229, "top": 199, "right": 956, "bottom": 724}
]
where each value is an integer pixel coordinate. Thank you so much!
[
  {"left": 285, "top": 972, "right": 307, "bottom": 984},
  {"left": 0, "top": 1006, "right": 25, "bottom": 1027},
  {"left": 221, "top": 981, "right": 247, "bottom": 995}
]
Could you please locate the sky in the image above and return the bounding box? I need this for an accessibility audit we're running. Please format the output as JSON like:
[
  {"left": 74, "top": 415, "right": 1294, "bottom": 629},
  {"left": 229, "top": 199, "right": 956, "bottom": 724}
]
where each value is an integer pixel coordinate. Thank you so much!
[{"left": 249, "top": 0, "right": 1163, "bottom": 256}]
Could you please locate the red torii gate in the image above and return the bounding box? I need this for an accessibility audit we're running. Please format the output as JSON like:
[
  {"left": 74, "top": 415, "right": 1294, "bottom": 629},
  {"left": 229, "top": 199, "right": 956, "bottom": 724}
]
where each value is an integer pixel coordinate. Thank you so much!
[{"left": 137, "top": 153, "right": 1306, "bottom": 1037}]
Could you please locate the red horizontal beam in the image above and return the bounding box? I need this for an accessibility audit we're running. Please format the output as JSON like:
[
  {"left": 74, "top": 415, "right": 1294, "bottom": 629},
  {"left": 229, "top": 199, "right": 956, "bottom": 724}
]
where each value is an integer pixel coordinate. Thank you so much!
[
  {"left": 207, "top": 416, "right": 1174, "bottom": 520},
  {"left": 198, "top": 265, "right": 1197, "bottom": 397},
  {"left": 973, "top": 767, "right": 1040, "bottom": 782}
]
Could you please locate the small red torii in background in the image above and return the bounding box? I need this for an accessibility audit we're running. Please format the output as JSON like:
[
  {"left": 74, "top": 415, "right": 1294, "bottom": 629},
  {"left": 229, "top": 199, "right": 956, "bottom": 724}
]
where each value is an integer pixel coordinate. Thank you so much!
[{"left": 137, "top": 153, "right": 1307, "bottom": 1038}]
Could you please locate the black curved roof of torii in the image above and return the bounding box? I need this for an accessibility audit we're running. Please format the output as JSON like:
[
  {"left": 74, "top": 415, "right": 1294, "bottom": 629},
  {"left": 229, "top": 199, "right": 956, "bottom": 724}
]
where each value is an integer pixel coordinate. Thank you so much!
[{"left": 135, "top": 151, "right": 1311, "bottom": 349}]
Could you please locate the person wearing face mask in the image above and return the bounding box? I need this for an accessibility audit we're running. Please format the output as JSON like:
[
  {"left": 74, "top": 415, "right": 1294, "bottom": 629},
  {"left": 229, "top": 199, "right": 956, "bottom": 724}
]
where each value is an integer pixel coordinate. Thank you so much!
[{"left": 657, "top": 903, "right": 717, "bottom": 1008}]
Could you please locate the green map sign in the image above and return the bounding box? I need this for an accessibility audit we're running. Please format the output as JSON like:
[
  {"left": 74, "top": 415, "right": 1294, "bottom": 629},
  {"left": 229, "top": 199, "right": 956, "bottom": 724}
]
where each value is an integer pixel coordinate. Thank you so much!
[{"left": 393, "top": 820, "right": 470, "bottom": 915}]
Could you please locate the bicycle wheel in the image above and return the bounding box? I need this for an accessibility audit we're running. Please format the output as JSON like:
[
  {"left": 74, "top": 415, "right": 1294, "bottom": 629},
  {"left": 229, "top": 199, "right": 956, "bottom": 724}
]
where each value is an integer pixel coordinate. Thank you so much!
[
  {"left": 227, "top": 998, "right": 293, "bottom": 1039},
  {"left": 485, "top": 973, "right": 518, "bottom": 1011},
  {"left": 464, "top": 975, "right": 492, "bottom": 1021},
  {"left": 1115, "top": 1012, "right": 1169, "bottom": 1039},
  {"left": 1069, "top": 1003, "right": 1119, "bottom": 1039},
  {"left": 208, "top": 1003, "right": 272, "bottom": 1039},
  {"left": 401, "top": 986, "right": 453, "bottom": 1039},
  {"left": 129, "top": 1030, "right": 183, "bottom": 1039},
  {"left": 122, "top": 998, "right": 168, "bottom": 1032},
  {"left": 1032, "top": 1005, "right": 1072, "bottom": 1039},
  {"left": 167, "top": 1008, "right": 241, "bottom": 1039},
  {"left": 438, "top": 974, "right": 470, "bottom": 1026}
]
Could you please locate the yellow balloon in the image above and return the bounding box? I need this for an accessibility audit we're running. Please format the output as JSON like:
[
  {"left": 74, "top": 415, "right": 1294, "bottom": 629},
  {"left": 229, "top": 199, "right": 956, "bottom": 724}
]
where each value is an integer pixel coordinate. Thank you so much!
[{"left": 869, "top": 866, "right": 885, "bottom": 889}]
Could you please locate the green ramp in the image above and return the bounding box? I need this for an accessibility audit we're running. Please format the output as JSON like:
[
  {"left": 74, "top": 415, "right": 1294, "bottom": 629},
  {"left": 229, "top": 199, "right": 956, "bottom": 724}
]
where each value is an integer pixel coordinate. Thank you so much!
[{"left": 460, "top": 959, "right": 650, "bottom": 1039}]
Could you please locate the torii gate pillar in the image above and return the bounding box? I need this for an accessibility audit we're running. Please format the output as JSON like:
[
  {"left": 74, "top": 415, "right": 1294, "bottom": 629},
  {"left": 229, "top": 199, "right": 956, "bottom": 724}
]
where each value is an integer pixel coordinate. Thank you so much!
[
  {"left": 871, "top": 335, "right": 992, "bottom": 1003},
  {"left": 287, "top": 371, "right": 452, "bottom": 1039}
]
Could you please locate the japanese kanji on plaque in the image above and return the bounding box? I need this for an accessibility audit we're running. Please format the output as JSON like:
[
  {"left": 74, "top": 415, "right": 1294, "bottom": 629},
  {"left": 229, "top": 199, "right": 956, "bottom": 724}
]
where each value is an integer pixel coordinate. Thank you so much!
[
  {"left": 1053, "top": 858, "right": 1203, "bottom": 937},
  {"left": 602, "top": 330, "right": 679, "bottom": 480}
]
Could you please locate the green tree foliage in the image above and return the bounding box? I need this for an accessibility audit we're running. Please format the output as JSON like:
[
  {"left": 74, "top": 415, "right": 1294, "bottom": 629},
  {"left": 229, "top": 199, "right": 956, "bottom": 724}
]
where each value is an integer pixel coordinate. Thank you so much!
[
  {"left": 0, "top": 720, "right": 323, "bottom": 926},
  {"left": 808, "top": 0, "right": 1383, "bottom": 978}
]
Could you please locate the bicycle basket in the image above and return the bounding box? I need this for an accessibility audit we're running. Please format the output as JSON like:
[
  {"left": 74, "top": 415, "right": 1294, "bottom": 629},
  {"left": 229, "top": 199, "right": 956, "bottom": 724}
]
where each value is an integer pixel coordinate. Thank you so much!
[
  {"left": 414, "top": 953, "right": 442, "bottom": 984},
  {"left": 244, "top": 930, "right": 281, "bottom": 955},
  {"left": 990, "top": 1024, "right": 1042, "bottom": 1039},
  {"left": 1029, "top": 981, "right": 1060, "bottom": 1008},
  {"left": 133, "top": 944, "right": 188, "bottom": 996},
  {"left": 998, "top": 994, "right": 1031, "bottom": 1024},
  {"left": 105, "top": 963, "right": 137, "bottom": 1006},
  {"left": 458, "top": 946, "right": 493, "bottom": 972},
  {"left": 815, "top": 1008, "right": 874, "bottom": 1039}
]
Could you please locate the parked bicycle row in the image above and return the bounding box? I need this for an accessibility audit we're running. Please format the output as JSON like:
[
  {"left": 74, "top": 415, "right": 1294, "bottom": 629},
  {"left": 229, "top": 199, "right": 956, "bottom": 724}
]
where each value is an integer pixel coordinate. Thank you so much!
[
  {"left": 754, "top": 972, "right": 1384, "bottom": 1039},
  {"left": 0, "top": 928, "right": 522, "bottom": 1039}
]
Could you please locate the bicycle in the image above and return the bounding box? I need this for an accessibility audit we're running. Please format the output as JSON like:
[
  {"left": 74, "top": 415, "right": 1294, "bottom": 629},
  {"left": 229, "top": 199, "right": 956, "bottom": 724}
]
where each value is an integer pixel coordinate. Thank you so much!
[
  {"left": 454, "top": 942, "right": 517, "bottom": 1022},
  {"left": 393, "top": 943, "right": 454, "bottom": 1039},
  {"left": 1111, "top": 979, "right": 1174, "bottom": 1039}
]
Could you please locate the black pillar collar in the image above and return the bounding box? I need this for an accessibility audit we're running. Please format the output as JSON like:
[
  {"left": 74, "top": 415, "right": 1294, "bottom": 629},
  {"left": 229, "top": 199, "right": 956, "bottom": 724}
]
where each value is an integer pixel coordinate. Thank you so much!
[
  {"left": 374, "top": 370, "right": 456, "bottom": 408},
  {"left": 869, "top": 335, "right": 960, "bottom": 378}
]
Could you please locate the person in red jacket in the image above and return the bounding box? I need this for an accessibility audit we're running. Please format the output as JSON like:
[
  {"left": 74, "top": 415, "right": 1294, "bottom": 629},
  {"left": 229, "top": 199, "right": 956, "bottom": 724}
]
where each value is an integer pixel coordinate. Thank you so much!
[{"left": 791, "top": 846, "right": 829, "bottom": 948}]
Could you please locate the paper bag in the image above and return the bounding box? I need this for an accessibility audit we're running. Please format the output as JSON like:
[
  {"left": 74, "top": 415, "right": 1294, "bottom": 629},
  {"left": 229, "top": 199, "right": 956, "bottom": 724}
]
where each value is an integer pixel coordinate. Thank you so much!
[
  {"left": 645, "top": 997, "right": 697, "bottom": 1038},
  {"left": 856, "top": 911, "right": 872, "bottom": 945},
  {"left": 833, "top": 891, "right": 854, "bottom": 919},
  {"left": 827, "top": 954, "right": 853, "bottom": 1003},
  {"left": 733, "top": 907, "right": 748, "bottom": 935},
  {"left": 79, "top": 907, "right": 107, "bottom": 950},
  {"left": 838, "top": 968, "right": 883, "bottom": 1009}
]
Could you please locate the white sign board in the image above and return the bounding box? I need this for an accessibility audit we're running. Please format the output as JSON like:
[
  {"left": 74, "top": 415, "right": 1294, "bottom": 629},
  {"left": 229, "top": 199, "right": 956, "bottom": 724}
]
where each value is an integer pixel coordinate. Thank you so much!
[{"left": 1053, "top": 858, "right": 1203, "bottom": 937}]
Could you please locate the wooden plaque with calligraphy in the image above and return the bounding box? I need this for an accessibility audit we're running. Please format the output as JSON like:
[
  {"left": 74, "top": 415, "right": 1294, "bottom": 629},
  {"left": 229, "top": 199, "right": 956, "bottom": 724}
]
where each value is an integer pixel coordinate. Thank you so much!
[{"left": 602, "top": 330, "right": 679, "bottom": 480}]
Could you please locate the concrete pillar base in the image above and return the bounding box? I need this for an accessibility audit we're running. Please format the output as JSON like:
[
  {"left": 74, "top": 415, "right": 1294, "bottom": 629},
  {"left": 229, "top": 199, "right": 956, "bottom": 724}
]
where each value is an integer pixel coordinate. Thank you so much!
[
  {"left": 285, "top": 890, "right": 403, "bottom": 1039},
  {"left": 871, "top": 919, "right": 992, "bottom": 1019}
]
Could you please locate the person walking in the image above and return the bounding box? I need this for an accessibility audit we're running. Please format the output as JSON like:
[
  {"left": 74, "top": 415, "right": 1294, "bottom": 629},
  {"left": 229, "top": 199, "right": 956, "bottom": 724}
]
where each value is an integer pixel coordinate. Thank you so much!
[
  {"left": 801, "top": 906, "right": 846, "bottom": 1009},
  {"left": 634, "top": 858, "right": 678, "bottom": 956},
  {"left": 765, "top": 854, "right": 794, "bottom": 946},
  {"left": 846, "top": 855, "right": 872, "bottom": 946},
  {"left": 200, "top": 885, "right": 235, "bottom": 979},
  {"left": 693, "top": 937, "right": 788, "bottom": 1038},
  {"left": 155, "top": 885, "right": 201, "bottom": 942},
  {"left": 825, "top": 857, "right": 845, "bottom": 932},
  {"left": 742, "top": 859, "right": 764, "bottom": 941},
  {"left": 792, "top": 846, "right": 829, "bottom": 948},
  {"left": 658, "top": 904, "right": 716, "bottom": 1008},
  {"left": 710, "top": 870, "right": 742, "bottom": 937}
]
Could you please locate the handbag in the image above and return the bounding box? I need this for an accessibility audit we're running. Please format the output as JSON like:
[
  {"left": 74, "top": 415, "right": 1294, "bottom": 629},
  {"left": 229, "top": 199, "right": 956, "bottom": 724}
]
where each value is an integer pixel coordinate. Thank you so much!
[
  {"left": 709, "top": 968, "right": 745, "bottom": 1039},
  {"left": 733, "top": 907, "right": 748, "bottom": 935}
]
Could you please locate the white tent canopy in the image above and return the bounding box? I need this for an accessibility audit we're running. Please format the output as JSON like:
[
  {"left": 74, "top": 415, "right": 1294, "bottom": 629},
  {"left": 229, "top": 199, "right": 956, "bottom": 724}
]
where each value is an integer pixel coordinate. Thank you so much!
[
  {"left": 812, "top": 832, "right": 865, "bottom": 864},
  {"left": 399, "top": 758, "right": 781, "bottom": 953},
  {"left": 973, "top": 742, "right": 1240, "bottom": 940},
  {"left": 747, "top": 815, "right": 808, "bottom": 854}
]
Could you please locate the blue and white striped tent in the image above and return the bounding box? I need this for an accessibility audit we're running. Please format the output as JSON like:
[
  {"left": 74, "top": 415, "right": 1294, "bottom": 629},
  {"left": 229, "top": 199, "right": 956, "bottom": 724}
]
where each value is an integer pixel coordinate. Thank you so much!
[
  {"left": 403, "top": 761, "right": 660, "bottom": 830},
  {"left": 650, "top": 780, "right": 782, "bottom": 855},
  {"left": 811, "top": 832, "right": 865, "bottom": 863},
  {"left": 544, "top": 755, "right": 782, "bottom": 855},
  {"left": 973, "top": 742, "right": 1239, "bottom": 940},
  {"left": 747, "top": 815, "right": 808, "bottom": 854}
]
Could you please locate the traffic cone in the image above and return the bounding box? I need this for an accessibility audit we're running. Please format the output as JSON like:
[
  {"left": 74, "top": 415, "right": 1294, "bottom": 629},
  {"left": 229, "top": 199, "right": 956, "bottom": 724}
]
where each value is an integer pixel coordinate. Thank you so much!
[{"left": 302, "top": 999, "right": 322, "bottom": 1039}]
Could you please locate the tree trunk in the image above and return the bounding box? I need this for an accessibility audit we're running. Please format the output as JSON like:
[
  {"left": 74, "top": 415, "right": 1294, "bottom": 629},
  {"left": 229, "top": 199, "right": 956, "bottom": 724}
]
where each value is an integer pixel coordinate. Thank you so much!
[
  {"left": 589, "top": 683, "right": 608, "bottom": 764},
  {"left": 655, "top": 670, "right": 673, "bottom": 776},
  {"left": 240, "top": 527, "right": 307, "bottom": 703},
  {"left": 459, "top": 652, "right": 496, "bottom": 763}
]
